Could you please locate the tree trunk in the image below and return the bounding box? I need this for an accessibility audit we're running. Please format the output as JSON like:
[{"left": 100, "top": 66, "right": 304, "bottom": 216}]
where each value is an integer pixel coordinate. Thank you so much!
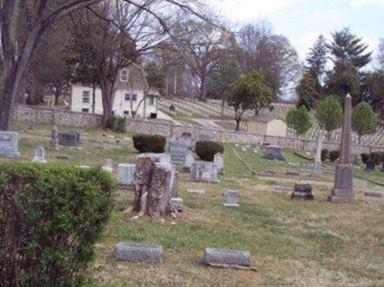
[
  {"left": 92, "top": 82, "right": 96, "bottom": 114},
  {"left": 0, "top": 69, "right": 19, "bottom": 130},
  {"left": 199, "top": 76, "right": 207, "bottom": 102},
  {"left": 220, "top": 99, "right": 225, "bottom": 118}
]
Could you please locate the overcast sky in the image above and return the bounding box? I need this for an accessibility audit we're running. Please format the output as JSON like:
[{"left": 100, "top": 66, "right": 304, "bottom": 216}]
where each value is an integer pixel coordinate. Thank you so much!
[{"left": 208, "top": 0, "right": 383, "bottom": 64}]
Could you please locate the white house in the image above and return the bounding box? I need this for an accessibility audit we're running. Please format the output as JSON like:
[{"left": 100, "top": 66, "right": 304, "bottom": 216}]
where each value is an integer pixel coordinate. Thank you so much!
[{"left": 70, "top": 64, "right": 161, "bottom": 118}]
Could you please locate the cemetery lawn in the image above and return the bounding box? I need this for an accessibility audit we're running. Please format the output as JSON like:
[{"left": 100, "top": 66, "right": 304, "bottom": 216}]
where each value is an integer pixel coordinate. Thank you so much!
[{"left": 5, "top": 122, "right": 384, "bottom": 287}]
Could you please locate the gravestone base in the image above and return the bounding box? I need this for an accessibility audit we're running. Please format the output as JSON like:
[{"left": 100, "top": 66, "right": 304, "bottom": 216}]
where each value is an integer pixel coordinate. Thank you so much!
[
  {"left": 329, "top": 165, "right": 356, "bottom": 204},
  {"left": 364, "top": 191, "right": 382, "bottom": 198},
  {"left": 115, "top": 243, "right": 164, "bottom": 263},
  {"left": 311, "top": 160, "right": 322, "bottom": 177},
  {"left": 223, "top": 203, "right": 239, "bottom": 208},
  {"left": 328, "top": 193, "right": 357, "bottom": 204}
]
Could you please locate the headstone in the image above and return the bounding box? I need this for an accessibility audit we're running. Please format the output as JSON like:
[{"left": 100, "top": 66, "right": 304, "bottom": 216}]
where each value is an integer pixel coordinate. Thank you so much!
[
  {"left": 115, "top": 243, "right": 164, "bottom": 263},
  {"left": 214, "top": 153, "right": 224, "bottom": 174},
  {"left": 263, "top": 145, "right": 286, "bottom": 161},
  {"left": 50, "top": 126, "right": 59, "bottom": 150},
  {"left": 329, "top": 94, "right": 356, "bottom": 204},
  {"left": 0, "top": 132, "right": 20, "bottom": 159},
  {"left": 32, "top": 146, "right": 47, "bottom": 163},
  {"left": 364, "top": 190, "right": 382, "bottom": 198},
  {"left": 170, "top": 197, "right": 184, "bottom": 212},
  {"left": 56, "top": 155, "right": 69, "bottom": 160},
  {"left": 171, "top": 171, "right": 179, "bottom": 197},
  {"left": 58, "top": 131, "right": 80, "bottom": 146},
  {"left": 102, "top": 159, "right": 114, "bottom": 173},
  {"left": 241, "top": 146, "right": 247, "bottom": 153},
  {"left": 181, "top": 132, "right": 193, "bottom": 150},
  {"left": 183, "top": 152, "right": 195, "bottom": 172},
  {"left": 169, "top": 139, "right": 188, "bottom": 165},
  {"left": 286, "top": 171, "right": 300, "bottom": 176},
  {"left": 187, "top": 189, "right": 205, "bottom": 196},
  {"left": 190, "top": 162, "right": 219, "bottom": 183},
  {"left": 159, "top": 153, "right": 171, "bottom": 164},
  {"left": 223, "top": 189, "right": 239, "bottom": 207},
  {"left": 78, "top": 165, "right": 91, "bottom": 169},
  {"left": 204, "top": 248, "right": 251, "bottom": 268},
  {"left": 291, "top": 184, "right": 314, "bottom": 200},
  {"left": 117, "top": 164, "right": 136, "bottom": 187},
  {"left": 312, "top": 133, "right": 323, "bottom": 177}
]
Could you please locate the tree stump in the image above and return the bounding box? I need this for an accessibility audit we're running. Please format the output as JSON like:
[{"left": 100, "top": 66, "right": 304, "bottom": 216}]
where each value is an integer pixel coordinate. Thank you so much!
[{"left": 133, "top": 155, "right": 155, "bottom": 214}]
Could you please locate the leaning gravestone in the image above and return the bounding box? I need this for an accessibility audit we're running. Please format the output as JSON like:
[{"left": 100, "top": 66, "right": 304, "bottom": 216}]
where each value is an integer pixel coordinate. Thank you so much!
[
  {"left": 204, "top": 248, "right": 251, "bottom": 268},
  {"left": 214, "top": 153, "right": 224, "bottom": 174},
  {"left": 169, "top": 139, "right": 188, "bottom": 165},
  {"left": 115, "top": 243, "right": 164, "bottom": 263},
  {"left": 263, "top": 145, "right": 286, "bottom": 161},
  {"left": 32, "top": 146, "right": 47, "bottom": 163},
  {"left": 190, "top": 162, "right": 219, "bottom": 183},
  {"left": 117, "top": 164, "right": 136, "bottom": 187},
  {"left": 0, "top": 132, "right": 21, "bottom": 159},
  {"left": 223, "top": 189, "right": 239, "bottom": 208},
  {"left": 291, "top": 184, "right": 314, "bottom": 200},
  {"left": 58, "top": 131, "right": 80, "bottom": 146}
]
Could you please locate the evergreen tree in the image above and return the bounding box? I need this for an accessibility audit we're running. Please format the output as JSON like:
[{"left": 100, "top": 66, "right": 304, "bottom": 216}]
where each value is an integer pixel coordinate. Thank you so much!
[
  {"left": 316, "top": 95, "right": 343, "bottom": 140},
  {"left": 286, "top": 106, "right": 312, "bottom": 137},
  {"left": 306, "top": 35, "right": 328, "bottom": 84},
  {"left": 352, "top": 102, "right": 378, "bottom": 144},
  {"left": 328, "top": 28, "right": 372, "bottom": 69},
  {"left": 296, "top": 72, "right": 320, "bottom": 110}
]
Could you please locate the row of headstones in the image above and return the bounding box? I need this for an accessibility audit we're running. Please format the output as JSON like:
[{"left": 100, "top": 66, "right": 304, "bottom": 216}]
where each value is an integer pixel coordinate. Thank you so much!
[
  {"left": 0, "top": 129, "right": 81, "bottom": 160},
  {"left": 115, "top": 244, "right": 251, "bottom": 268}
]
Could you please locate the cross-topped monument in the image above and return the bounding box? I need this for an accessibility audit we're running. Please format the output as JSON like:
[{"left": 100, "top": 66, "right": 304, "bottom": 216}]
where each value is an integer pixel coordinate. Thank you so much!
[{"left": 328, "top": 94, "right": 356, "bottom": 203}]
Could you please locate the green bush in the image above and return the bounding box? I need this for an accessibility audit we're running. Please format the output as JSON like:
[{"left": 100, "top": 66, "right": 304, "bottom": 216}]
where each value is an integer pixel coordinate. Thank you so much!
[
  {"left": 105, "top": 115, "right": 127, "bottom": 133},
  {"left": 371, "top": 152, "right": 384, "bottom": 165},
  {"left": 132, "top": 134, "right": 166, "bottom": 153},
  {"left": 361, "top": 153, "right": 370, "bottom": 164},
  {"left": 195, "top": 141, "right": 224, "bottom": 162},
  {"left": 0, "top": 164, "right": 116, "bottom": 287},
  {"left": 329, "top": 150, "right": 340, "bottom": 162},
  {"left": 321, "top": 149, "right": 329, "bottom": 162}
]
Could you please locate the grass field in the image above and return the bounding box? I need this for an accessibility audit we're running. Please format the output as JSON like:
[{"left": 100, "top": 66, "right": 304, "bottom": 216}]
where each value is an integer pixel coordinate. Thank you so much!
[{"left": 3, "top": 122, "right": 384, "bottom": 287}]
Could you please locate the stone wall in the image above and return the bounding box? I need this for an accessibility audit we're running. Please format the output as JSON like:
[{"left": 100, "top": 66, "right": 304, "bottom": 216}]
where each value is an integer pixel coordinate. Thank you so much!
[{"left": 14, "top": 104, "right": 384, "bottom": 153}]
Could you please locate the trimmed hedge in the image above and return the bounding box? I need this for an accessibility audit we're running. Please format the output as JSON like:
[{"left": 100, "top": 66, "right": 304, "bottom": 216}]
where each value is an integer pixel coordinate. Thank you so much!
[
  {"left": 132, "top": 134, "right": 166, "bottom": 153},
  {"left": 361, "top": 152, "right": 384, "bottom": 165},
  {"left": 105, "top": 115, "right": 127, "bottom": 133},
  {"left": 328, "top": 150, "right": 340, "bottom": 162},
  {"left": 0, "top": 164, "right": 116, "bottom": 287},
  {"left": 195, "top": 141, "right": 224, "bottom": 162}
]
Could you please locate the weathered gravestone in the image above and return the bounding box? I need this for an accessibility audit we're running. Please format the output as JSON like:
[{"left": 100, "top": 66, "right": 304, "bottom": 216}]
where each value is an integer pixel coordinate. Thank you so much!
[
  {"left": 183, "top": 152, "right": 195, "bottom": 172},
  {"left": 0, "top": 132, "right": 21, "bottom": 159},
  {"left": 187, "top": 189, "right": 205, "bottom": 196},
  {"left": 204, "top": 248, "right": 251, "bottom": 268},
  {"left": 169, "top": 139, "right": 188, "bottom": 165},
  {"left": 171, "top": 171, "right": 179, "bottom": 197},
  {"left": 115, "top": 243, "right": 164, "bottom": 263},
  {"left": 291, "top": 184, "right": 314, "bottom": 200},
  {"left": 223, "top": 189, "right": 239, "bottom": 207},
  {"left": 181, "top": 132, "right": 193, "bottom": 150},
  {"left": 58, "top": 131, "right": 80, "bottom": 146},
  {"left": 214, "top": 153, "right": 224, "bottom": 174},
  {"left": 364, "top": 190, "right": 383, "bottom": 198},
  {"left": 117, "top": 164, "right": 136, "bottom": 187},
  {"left": 190, "top": 162, "right": 219, "bottom": 183},
  {"left": 133, "top": 154, "right": 174, "bottom": 219},
  {"left": 198, "top": 132, "right": 213, "bottom": 142},
  {"left": 32, "top": 147, "right": 47, "bottom": 163},
  {"left": 366, "top": 158, "right": 375, "bottom": 171},
  {"left": 263, "top": 145, "right": 286, "bottom": 161}
]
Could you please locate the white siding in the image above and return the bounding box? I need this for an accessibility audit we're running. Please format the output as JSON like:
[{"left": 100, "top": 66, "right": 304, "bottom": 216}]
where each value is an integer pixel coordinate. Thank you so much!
[{"left": 71, "top": 84, "right": 159, "bottom": 118}]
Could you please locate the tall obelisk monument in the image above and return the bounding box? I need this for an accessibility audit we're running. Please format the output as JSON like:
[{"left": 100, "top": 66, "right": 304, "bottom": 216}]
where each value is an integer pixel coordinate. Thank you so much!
[{"left": 328, "top": 94, "right": 356, "bottom": 203}]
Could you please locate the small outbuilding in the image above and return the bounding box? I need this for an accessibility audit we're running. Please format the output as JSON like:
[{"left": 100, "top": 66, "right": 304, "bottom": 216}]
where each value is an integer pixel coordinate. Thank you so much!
[{"left": 247, "top": 115, "right": 287, "bottom": 137}]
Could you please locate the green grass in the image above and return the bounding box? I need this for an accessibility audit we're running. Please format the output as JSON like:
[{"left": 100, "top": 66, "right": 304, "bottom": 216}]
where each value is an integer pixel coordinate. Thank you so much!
[{"left": 4, "top": 122, "right": 384, "bottom": 286}]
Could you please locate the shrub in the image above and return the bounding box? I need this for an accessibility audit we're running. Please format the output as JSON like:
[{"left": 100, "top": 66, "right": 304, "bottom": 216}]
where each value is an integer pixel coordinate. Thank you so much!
[
  {"left": 329, "top": 150, "right": 340, "bottom": 162},
  {"left": 195, "top": 141, "right": 224, "bottom": 162},
  {"left": 132, "top": 134, "right": 166, "bottom": 153},
  {"left": 105, "top": 115, "right": 127, "bottom": 133},
  {"left": 0, "top": 164, "right": 116, "bottom": 287},
  {"left": 169, "top": 105, "right": 176, "bottom": 112},
  {"left": 321, "top": 149, "right": 329, "bottom": 162},
  {"left": 371, "top": 152, "right": 384, "bottom": 165},
  {"left": 361, "top": 153, "right": 370, "bottom": 164}
]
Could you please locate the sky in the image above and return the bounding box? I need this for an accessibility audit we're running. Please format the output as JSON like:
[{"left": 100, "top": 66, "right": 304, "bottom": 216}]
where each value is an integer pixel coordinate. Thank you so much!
[{"left": 209, "top": 0, "right": 384, "bottom": 64}]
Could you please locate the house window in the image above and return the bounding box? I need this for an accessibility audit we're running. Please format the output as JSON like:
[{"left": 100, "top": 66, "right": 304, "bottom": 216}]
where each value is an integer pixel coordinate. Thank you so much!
[
  {"left": 123, "top": 111, "right": 129, "bottom": 115},
  {"left": 82, "top": 91, "right": 90, "bottom": 103},
  {"left": 125, "top": 93, "right": 137, "bottom": 101},
  {"left": 82, "top": 108, "right": 89, "bottom": 113},
  {"left": 120, "top": 69, "right": 129, "bottom": 82},
  {"left": 148, "top": 95, "right": 155, "bottom": 106}
]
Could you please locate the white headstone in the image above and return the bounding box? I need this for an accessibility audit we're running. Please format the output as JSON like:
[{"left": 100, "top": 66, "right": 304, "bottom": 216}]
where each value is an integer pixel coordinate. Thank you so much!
[
  {"left": 214, "top": 153, "right": 224, "bottom": 174},
  {"left": 183, "top": 152, "right": 195, "bottom": 172},
  {"left": 0, "top": 132, "right": 21, "bottom": 159},
  {"left": 224, "top": 189, "right": 239, "bottom": 207},
  {"left": 190, "top": 162, "right": 219, "bottom": 183},
  {"left": 117, "top": 163, "right": 136, "bottom": 187},
  {"left": 102, "top": 159, "right": 114, "bottom": 173},
  {"left": 32, "top": 146, "right": 47, "bottom": 163}
]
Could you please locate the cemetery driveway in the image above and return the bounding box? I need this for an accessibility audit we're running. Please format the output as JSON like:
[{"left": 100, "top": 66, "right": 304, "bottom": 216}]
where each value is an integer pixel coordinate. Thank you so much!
[{"left": 191, "top": 118, "right": 224, "bottom": 130}]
